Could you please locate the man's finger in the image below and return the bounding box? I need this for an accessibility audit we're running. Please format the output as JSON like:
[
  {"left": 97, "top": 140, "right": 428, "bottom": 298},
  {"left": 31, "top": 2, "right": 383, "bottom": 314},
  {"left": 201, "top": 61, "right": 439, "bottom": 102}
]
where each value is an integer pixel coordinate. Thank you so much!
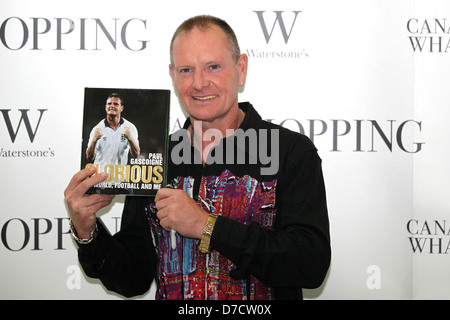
[
  {"left": 79, "top": 171, "right": 109, "bottom": 192},
  {"left": 65, "top": 167, "right": 108, "bottom": 198},
  {"left": 84, "top": 196, "right": 115, "bottom": 215},
  {"left": 82, "top": 193, "right": 115, "bottom": 209},
  {"left": 154, "top": 187, "right": 176, "bottom": 203},
  {"left": 157, "top": 211, "right": 173, "bottom": 232},
  {"left": 65, "top": 167, "right": 96, "bottom": 194}
]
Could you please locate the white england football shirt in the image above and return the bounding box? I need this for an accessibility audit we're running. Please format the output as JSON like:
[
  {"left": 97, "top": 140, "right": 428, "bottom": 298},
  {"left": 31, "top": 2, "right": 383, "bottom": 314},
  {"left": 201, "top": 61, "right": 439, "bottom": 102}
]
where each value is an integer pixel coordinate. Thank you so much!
[{"left": 88, "top": 117, "right": 139, "bottom": 173}]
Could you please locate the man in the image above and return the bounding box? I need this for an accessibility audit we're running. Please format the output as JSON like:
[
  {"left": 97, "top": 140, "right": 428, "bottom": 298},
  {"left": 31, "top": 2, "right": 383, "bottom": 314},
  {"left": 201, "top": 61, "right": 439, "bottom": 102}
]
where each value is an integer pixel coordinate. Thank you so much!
[
  {"left": 86, "top": 93, "right": 140, "bottom": 175},
  {"left": 65, "top": 15, "right": 330, "bottom": 300}
]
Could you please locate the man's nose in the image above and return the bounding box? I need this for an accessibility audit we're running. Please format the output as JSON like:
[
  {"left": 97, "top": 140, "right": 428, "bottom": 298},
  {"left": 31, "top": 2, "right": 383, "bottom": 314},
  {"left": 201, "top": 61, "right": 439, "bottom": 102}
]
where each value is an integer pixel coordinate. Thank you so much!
[{"left": 192, "top": 70, "right": 209, "bottom": 90}]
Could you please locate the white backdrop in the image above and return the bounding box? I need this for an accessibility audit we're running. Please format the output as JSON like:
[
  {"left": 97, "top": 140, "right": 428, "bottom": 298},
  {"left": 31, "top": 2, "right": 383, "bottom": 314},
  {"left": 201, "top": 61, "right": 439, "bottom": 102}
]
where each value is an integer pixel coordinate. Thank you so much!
[{"left": 1, "top": 0, "right": 449, "bottom": 300}]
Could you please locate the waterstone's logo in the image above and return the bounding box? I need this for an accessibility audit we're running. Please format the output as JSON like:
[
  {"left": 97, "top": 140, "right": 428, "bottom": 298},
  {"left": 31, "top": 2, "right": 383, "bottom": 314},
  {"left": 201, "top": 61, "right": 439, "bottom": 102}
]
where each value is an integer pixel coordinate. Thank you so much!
[
  {"left": 0, "top": 108, "right": 55, "bottom": 158},
  {"left": 247, "top": 10, "right": 308, "bottom": 59},
  {"left": 407, "top": 18, "right": 450, "bottom": 53},
  {"left": 254, "top": 11, "right": 301, "bottom": 44},
  {"left": 0, "top": 17, "right": 150, "bottom": 51},
  {"left": 1, "top": 109, "right": 46, "bottom": 143},
  {"left": 407, "top": 219, "right": 450, "bottom": 254}
]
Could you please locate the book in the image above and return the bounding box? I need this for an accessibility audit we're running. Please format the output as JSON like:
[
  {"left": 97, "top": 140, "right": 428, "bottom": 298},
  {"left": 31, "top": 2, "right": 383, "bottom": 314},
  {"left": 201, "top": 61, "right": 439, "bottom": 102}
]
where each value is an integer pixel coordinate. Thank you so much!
[{"left": 80, "top": 87, "right": 170, "bottom": 196}]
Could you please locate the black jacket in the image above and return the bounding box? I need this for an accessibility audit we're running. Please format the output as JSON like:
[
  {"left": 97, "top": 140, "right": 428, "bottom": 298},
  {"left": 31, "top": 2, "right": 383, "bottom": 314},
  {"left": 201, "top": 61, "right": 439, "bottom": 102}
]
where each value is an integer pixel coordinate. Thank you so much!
[{"left": 77, "top": 102, "right": 331, "bottom": 299}]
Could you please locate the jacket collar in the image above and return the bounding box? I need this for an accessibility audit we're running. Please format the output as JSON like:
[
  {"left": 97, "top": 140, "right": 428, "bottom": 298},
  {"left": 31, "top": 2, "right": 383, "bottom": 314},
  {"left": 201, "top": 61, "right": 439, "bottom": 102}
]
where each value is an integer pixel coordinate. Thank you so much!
[{"left": 181, "top": 102, "right": 261, "bottom": 131}]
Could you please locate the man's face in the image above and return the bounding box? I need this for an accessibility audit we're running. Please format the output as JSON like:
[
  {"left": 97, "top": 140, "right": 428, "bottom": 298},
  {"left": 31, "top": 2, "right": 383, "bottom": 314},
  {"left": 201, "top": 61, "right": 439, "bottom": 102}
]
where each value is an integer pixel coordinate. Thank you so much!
[
  {"left": 105, "top": 97, "right": 123, "bottom": 117},
  {"left": 170, "top": 25, "right": 247, "bottom": 125}
]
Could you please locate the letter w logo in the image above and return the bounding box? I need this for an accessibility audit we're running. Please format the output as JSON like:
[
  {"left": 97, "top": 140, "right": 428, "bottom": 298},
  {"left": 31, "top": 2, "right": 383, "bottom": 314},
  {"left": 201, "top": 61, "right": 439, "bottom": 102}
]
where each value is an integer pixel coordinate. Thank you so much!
[
  {"left": 254, "top": 11, "right": 301, "bottom": 44},
  {"left": 1, "top": 109, "right": 47, "bottom": 142}
]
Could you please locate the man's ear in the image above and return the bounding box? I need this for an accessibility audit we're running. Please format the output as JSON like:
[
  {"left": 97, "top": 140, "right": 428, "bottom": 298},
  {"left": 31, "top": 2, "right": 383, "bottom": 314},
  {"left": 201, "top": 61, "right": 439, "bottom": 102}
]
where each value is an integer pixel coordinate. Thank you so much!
[
  {"left": 169, "top": 64, "right": 175, "bottom": 80},
  {"left": 238, "top": 53, "right": 248, "bottom": 84}
]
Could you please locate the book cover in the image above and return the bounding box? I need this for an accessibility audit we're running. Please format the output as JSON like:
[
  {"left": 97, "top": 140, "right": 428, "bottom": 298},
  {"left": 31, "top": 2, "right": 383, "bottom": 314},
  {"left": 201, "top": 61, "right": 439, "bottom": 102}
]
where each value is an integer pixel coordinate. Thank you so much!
[{"left": 80, "top": 87, "right": 170, "bottom": 196}]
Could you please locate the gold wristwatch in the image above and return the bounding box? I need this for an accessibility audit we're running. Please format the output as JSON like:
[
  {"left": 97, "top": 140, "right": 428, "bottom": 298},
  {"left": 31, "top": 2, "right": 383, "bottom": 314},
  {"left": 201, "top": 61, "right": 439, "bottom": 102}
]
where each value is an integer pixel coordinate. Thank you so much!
[{"left": 199, "top": 214, "right": 218, "bottom": 254}]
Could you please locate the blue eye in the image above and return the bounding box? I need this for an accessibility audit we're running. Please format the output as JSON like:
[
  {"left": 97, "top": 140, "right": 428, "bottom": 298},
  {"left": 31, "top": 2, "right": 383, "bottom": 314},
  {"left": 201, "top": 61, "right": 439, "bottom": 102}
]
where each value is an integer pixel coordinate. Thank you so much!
[{"left": 180, "top": 68, "right": 191, "bottom": 73}]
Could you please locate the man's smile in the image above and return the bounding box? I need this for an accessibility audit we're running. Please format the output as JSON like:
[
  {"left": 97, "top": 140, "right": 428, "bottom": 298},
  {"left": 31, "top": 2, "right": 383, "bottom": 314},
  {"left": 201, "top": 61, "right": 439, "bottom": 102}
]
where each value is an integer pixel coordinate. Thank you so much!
[{"left": 192, "top": 95, "right": 218, "bottom": 101}]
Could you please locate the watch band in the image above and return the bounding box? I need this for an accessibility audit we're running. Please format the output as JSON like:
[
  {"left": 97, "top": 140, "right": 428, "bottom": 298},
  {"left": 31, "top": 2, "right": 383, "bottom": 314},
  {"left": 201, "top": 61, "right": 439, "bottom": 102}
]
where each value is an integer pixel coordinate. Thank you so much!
[
  {"left": 198, "top": 214, "right": 218, "bottom": 254},
  {"left": 69, "top": 219, "right": 98, "bottom": 245}
]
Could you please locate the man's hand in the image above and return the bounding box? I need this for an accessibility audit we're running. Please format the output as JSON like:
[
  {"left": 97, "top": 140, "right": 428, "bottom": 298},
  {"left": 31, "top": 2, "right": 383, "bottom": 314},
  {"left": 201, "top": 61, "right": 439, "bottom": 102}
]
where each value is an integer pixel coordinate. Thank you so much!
[
  {"left": 64, "top": 167, "right": 115, "bottom": 239},
  {"left": 155, "top": 188, "right": 209, "bottom": 239},
  {"left": 122, "top": 126, "right": 140, "bottom": 157},
  {"left": 86, "top": 128, "right": 103, "bottom": 161},
  {"left": 121, "top": 126, "right": 131, "bottom": 139},
  {"left": 93, "top": 128, "right": 103, "bottom": 141}
]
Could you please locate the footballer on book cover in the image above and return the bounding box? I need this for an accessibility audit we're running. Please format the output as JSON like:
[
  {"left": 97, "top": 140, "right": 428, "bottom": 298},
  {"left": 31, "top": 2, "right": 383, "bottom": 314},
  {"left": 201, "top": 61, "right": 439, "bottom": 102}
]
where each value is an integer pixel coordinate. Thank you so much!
[{"left": 80, "top": 87, "right": 170, "bottom": 196}]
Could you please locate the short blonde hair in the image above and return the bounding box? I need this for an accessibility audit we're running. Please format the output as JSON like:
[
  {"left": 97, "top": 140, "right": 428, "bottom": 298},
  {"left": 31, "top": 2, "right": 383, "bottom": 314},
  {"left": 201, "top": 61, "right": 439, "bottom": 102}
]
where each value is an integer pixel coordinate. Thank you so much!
[{"left": 170, "top": 15, "right": 241, "bottom": 65}]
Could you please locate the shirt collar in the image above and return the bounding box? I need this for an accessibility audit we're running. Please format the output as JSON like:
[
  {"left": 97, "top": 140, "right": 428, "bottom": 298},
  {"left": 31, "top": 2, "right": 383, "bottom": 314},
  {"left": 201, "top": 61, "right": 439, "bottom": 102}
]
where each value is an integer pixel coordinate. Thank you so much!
[
  {"left": 181, "top": 102, "right": 259, "bottom": 131},
  {"left": 104, "top": 117, "right": 125, "bottom": 129}
]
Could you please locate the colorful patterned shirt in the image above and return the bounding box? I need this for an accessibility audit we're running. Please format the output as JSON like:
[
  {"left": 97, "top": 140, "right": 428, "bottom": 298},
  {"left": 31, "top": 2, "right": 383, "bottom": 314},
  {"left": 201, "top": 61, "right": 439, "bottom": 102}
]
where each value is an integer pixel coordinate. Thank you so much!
[{"left": 150, "top": 171, "right": 276, "bottom": 299}]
